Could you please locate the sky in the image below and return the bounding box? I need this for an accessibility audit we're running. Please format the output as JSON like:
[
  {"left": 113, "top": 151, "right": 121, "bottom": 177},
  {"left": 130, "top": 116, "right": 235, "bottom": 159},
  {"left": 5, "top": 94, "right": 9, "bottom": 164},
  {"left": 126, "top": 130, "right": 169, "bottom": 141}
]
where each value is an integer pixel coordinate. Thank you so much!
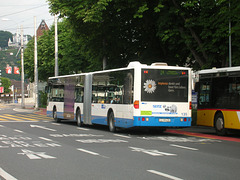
[{"left": 0, "top": 0, "right": 54, "bottom": 36}]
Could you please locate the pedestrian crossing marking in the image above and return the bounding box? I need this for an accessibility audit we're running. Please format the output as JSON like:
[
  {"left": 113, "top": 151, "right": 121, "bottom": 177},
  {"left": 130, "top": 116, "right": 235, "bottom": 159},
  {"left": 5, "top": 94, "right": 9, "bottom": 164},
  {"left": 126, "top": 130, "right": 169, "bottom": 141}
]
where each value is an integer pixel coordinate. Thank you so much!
[
  {"left": 3, "top": 114, "right": 38, "bottom": 121},
  {"left": 16, "top": 114, "right": 51, "bottom": 120},
  {"left": 0, "top": 113, "right": 52, "bottom": 122},
  {"left": 0, "top": 118, "right": 10, "bottom": 121},
  {"left": 0, "top": 115, "right": 26, "bottom": 122}
]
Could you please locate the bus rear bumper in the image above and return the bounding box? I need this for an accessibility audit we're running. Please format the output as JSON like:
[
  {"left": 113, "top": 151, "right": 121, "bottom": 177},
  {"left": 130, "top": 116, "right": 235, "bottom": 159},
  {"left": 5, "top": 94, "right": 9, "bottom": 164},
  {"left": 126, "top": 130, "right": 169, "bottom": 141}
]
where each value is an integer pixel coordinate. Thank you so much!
[{"left": 133, "top": 116, "right": 192, "bottom": 127}]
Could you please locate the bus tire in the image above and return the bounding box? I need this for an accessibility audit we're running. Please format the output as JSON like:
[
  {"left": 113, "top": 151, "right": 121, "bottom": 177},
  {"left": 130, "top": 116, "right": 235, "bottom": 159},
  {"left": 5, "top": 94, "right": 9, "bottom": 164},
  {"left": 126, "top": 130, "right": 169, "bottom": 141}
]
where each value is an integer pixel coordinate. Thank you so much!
[
  {"left": 215, "top": 113, "right": 227, "bottom": 136},
  {"left": 53, "top": 107, "right": 61, "bottom": 123},
  {"left": 108, "top": 112, "right": 116, "bottom": 132},
  {"left": 76, "top": 109, "right": 83, "bottom": 127}
]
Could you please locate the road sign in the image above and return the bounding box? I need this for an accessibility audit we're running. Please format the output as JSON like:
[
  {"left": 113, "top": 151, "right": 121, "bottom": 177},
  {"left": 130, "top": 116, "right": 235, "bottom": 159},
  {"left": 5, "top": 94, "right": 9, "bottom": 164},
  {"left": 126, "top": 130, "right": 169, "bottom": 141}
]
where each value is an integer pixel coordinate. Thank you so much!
[
  {"left": 0, "top": 87, "right": 4, "bottom": 93},
  {"left": 14, "top": 67, "right": 20, "bottom": 74},
  {"left": 6, "top": 66, "right": 12, "bottom": 74}
]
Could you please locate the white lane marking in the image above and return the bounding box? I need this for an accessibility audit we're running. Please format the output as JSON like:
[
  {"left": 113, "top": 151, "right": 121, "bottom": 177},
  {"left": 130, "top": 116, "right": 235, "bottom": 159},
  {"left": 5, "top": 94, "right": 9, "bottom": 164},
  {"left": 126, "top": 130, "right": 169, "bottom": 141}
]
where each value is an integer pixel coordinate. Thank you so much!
[
  {"left": 30, "top": 125, "right": 56, "bottom": 131},
  {"left": 51, "top": 123, "right": 61, "bottom": 126},
  {"left": 0, "top": 167, "right": 18, "bottom": 180},
  {"left": 0, "top": 125, "right": 4, "bottom": 127},
  {"left": 77, "top": 127, "right": 89, "bottom": 131},
  {"left": 147, "top": 170, "right": 184, "bottom": 180},
  {"left": 114, "top": 134, "right": 131, "bottom": 138},
  {"left": 39, "top": 137, "right": 53, "bottom": 142},
  {"left": 14, "top": 129, "right": 24, "bottom": 133},
  {"left": 18, "top": 149, "right": 56, "bottom": 159},
  {"left": 77, "top": 139, "right": 128, "bottom": 143},
  {"left": 129, "top": 147, "right": 176, "bottom": 156},
  {"left": 77, "top": 148, "right": 100, "bottom": 156},
  {"left": 77, "top": 148, "right": 109, "bottom": 158},
  {"left": 170, "top": 144, "right": 198, "bottom": 151}
]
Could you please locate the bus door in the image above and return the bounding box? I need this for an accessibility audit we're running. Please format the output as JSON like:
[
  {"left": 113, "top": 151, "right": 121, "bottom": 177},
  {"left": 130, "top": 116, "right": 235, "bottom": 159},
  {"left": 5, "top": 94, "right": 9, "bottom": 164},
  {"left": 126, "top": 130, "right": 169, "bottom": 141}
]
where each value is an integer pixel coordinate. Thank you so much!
[{"left": 64, "top": 77, "right": 75, "bottom": 119}]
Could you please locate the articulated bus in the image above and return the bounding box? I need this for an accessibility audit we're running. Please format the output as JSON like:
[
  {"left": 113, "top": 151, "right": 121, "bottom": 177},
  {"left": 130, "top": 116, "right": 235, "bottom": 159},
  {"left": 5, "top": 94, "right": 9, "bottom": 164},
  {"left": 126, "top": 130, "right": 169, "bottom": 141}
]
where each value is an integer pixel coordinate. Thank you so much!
[
  {"left": 47, "top": 61, "right": 192, "bottom": 132},
  {"left": 196, "top": 66, "right": 240, "bottom": 135}
]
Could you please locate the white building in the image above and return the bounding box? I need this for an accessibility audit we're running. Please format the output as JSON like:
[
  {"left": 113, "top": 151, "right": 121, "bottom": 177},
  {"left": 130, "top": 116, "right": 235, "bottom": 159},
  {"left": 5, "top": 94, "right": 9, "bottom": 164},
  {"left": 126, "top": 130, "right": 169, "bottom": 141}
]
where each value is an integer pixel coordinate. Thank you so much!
[{"left": 8, "top": 30, "right": 29, "bottom": 47}]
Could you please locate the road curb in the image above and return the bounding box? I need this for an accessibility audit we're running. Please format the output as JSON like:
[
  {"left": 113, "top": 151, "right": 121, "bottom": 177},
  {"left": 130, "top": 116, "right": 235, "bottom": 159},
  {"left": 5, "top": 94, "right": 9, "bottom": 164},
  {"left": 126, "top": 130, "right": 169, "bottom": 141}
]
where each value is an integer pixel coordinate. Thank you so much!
[{"left": 166, "top": 129, "right": 240, "bottom": 143}]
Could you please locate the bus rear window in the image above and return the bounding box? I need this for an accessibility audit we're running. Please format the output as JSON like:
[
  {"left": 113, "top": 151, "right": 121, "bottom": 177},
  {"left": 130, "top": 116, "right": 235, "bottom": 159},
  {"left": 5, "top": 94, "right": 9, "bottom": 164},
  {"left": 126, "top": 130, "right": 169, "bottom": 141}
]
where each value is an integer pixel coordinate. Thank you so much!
[{"left": 141, "top": 69, "right": 188, "bottom": 102}]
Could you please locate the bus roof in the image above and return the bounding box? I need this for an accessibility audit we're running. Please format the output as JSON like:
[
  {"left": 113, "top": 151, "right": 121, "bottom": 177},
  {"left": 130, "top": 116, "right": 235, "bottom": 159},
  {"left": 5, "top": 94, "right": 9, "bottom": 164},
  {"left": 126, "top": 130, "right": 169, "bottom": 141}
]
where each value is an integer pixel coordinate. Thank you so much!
[
  {"left": 49, "top": 61, "right": 190, "bottom": 79},
  {"left": 198, "top": 66, "right": 240, "bottom": 75}
]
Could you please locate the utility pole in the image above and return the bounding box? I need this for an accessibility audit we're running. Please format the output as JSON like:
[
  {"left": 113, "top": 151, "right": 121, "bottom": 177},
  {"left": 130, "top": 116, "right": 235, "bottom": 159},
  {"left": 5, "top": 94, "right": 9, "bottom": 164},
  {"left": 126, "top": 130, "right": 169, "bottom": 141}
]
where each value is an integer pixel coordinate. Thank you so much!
[
  {"left": 21, "top": 25, "right": 25, "bottom": 109},
  {"left": 229, "top": 1, "right": 232, "bottom": 67},
  {"left": 34, "top": 16, "right": 39, "bottom": 109},
  {"left": 55, "top": 14, "right": 58, "bottom": 76}
]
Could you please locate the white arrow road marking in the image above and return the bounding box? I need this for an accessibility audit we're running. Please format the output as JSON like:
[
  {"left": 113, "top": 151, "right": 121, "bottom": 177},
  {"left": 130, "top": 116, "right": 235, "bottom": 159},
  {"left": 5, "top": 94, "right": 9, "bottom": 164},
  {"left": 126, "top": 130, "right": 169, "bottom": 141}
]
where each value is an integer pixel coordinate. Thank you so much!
[
  {"left": 129, "top": 147, "right": 177, "bottom": 156},
  {"left": 147, "top": 170, "right": 184, "bottom": 180},
  {"left": 18, "top": 149, "right": 56, "bottom": 159},
  {"left": 30, "top": 125, "right": 56, "bottom": 131},
  {"left": 0, "top": 167, "right": 18, "bottom": 180}
]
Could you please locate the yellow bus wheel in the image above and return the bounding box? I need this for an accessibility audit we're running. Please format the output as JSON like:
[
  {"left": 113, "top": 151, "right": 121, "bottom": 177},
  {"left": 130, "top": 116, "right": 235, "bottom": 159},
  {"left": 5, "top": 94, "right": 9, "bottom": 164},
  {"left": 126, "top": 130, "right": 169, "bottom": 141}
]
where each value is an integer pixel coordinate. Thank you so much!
[{"left": 214, "top": 113, "right": 227, "bottom": 136}]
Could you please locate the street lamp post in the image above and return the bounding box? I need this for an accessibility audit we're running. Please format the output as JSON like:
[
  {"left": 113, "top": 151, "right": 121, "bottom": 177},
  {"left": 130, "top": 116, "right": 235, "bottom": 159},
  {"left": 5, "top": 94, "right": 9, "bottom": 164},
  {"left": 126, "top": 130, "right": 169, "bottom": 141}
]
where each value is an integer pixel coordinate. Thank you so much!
[
  {"left": 34, "top": 16, "right": 39, "bottom": 110},
  {"left": 21, "top": 25, "right": 25, "bottom": 109}
]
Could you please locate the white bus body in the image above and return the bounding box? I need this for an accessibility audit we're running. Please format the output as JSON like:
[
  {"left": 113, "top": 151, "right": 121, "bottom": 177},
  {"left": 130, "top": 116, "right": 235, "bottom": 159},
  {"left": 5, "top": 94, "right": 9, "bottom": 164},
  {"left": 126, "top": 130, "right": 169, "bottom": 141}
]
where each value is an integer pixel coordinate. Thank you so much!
[{"left": 47, "top": 62, "right": 192, "bottom": 131}]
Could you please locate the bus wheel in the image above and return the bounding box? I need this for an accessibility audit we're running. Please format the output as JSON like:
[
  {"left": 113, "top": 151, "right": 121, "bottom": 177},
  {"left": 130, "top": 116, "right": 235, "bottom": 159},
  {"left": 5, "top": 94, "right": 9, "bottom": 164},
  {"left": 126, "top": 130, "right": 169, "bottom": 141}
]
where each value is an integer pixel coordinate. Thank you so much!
[
  {"left": 76, "top": 109, "right": 83, "bottom": 127},
  {"left": 215, "top": 113, "right": 227, "bottom": 136},
  {"left": 53, "top": 108, "right": 61, "bottom": 123},
  {"left": 108, "top": 112, "right": 116, "bottom": 132}
]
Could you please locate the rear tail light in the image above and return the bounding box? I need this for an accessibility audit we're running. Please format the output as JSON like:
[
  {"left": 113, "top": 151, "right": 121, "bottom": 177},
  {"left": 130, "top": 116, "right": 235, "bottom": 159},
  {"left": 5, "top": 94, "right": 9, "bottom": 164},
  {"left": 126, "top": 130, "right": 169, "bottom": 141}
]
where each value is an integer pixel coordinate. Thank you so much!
[
  {"left": 134, "top": 100, "right": 139, "bottom": 109},
  {"left": 189, "top": 101, "right": 192, "bottom": 110}
]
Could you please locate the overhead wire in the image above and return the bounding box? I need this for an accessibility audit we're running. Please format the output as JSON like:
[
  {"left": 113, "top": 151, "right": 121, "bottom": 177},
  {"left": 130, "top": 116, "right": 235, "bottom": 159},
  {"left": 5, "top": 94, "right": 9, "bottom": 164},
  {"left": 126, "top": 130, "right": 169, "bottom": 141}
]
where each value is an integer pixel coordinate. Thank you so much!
[
  {"left": 0, "top": 4, "right": 48, "bottom": 18},
  {"left": 1, "top": 3, "right": 54, "bottom": 34}
]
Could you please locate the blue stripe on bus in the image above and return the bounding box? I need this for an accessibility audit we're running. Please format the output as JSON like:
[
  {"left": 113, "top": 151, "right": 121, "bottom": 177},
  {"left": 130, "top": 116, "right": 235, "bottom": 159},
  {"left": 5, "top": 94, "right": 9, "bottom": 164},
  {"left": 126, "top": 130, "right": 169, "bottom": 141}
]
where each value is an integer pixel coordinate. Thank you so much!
[
  {"left": 91, "top": 116, "right": 191, "bottom": 128},
  {"left": 47, "top": 111, "right": 191, "bottom": 128},
  {"left": 46, "top": 111, "right": 64, "bottom": 119},
  {"left": 91, "top": 116, "right": 134, "bottom": 128}
]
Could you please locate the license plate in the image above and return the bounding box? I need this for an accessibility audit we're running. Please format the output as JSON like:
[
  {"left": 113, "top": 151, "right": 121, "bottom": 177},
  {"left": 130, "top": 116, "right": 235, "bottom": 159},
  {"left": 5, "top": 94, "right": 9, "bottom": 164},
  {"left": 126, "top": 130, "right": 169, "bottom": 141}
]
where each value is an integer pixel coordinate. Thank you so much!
[{"left": 159, "top": 118, "right": 171, "bottom": 122}]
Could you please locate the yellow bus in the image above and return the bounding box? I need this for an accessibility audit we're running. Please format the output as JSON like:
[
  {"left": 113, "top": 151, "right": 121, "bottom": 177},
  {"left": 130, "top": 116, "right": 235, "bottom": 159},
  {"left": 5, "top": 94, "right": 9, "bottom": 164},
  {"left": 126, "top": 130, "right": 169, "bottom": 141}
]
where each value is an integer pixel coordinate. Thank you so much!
[{"left": 196, "top": 66, "right": 240, "bottom": 135}]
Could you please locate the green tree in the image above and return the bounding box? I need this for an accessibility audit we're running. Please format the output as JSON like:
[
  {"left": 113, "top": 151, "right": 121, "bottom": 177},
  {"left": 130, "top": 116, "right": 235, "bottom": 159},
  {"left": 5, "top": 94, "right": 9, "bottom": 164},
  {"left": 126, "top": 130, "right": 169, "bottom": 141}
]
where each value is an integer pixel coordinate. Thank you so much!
[
  {"left": 153, "top": 0, "right": 240, "bottom": 69},
  {"left": 47, "top": 0, "right": 240, "bottom": 70},
  {"left": 0, "top": 77, "right": 11, "bottom": 93},
  {"left": 48, "top": 0, "right": 174, "bottom": 70}
]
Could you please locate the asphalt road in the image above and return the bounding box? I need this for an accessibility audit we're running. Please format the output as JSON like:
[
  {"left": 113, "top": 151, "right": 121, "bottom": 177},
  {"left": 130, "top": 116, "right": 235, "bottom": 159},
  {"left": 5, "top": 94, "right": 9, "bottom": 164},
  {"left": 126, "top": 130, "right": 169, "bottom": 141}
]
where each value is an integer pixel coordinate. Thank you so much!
[{"left": 0, "top": 104, "right": 240, "bottom": 180}]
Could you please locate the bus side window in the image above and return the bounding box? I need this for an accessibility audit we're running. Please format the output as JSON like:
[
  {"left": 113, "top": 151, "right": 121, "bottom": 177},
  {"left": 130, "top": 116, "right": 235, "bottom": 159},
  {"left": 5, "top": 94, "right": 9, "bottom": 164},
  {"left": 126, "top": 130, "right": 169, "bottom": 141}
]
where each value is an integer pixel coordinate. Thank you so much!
[
  {"left": 123, "top": 72, "right": 133, "bottom": 104},
  {"left": 46, "top": 85, "right": 52, "bottom": 101},
  {"left": 198, "top": 82, "right": 211, "bottom": 106}
]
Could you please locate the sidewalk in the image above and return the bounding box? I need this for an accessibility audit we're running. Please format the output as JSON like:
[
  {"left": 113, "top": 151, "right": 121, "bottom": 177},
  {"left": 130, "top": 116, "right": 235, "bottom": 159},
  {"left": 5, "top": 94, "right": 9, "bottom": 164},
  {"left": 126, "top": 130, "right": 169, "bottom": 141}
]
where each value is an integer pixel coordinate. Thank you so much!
[{"left": 1, "top": 102, "right": 47, "bottom": 115}]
